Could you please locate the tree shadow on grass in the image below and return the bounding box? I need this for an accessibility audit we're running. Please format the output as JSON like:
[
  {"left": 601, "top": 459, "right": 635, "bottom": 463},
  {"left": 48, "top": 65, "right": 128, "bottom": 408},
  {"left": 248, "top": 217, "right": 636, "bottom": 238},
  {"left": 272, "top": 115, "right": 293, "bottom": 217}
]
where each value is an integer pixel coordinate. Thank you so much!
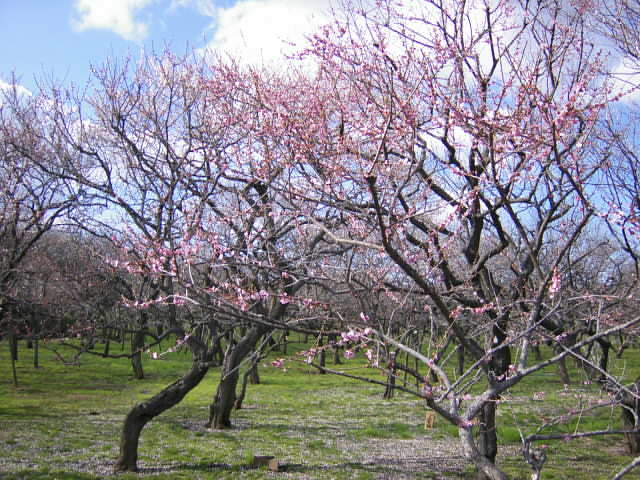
[
  {"left": 1, "top": 470, "right": 97, "bottom": 480},
  {"left": 137, "top": 461, "right": 233, "bottom": 473},
  {"left": 137, "top": 459, "right": 466, "bottom": 479},
  {"left": 275, "top": 461, "right": 464, "bottom": 479}
]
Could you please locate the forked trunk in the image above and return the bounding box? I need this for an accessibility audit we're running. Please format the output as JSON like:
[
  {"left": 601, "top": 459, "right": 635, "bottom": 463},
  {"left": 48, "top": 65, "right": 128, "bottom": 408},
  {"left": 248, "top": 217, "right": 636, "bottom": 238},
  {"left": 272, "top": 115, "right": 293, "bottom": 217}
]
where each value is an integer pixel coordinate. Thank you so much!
[
  {"left": 207, "top": 325, "right": 270, "bottom": 429},
  {"left": 475, "top": 320, "right": 511, "bottom": 476},
  {"left": 459, "top": 427, "right": 509, "bottom": 480},
  {"left": 208, "top": 360, "right": 239, "bottom": 428}
]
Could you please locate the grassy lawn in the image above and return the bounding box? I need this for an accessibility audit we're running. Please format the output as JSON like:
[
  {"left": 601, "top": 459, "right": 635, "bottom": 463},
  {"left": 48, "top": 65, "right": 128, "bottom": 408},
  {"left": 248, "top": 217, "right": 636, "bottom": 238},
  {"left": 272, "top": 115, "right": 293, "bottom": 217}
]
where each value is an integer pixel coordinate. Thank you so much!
[{"left": 1, "top": 336, "right": 638, "bottom": 479}]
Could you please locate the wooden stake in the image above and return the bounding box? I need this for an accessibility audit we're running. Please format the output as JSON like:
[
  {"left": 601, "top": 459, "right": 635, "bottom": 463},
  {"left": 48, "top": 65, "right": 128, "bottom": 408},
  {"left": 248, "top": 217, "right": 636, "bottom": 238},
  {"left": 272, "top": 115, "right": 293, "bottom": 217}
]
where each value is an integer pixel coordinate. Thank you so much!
[{"left": 424, "top": 411, "right": 436, "bottom": 429}]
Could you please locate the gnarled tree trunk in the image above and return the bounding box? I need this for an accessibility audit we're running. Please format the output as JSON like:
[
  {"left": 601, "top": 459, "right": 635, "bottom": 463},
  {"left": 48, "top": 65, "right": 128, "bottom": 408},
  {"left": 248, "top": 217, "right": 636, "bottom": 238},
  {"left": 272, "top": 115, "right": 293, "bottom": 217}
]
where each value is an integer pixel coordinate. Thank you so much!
[{"left": 114, "top": 352, "right": 212, "bottom": 472}]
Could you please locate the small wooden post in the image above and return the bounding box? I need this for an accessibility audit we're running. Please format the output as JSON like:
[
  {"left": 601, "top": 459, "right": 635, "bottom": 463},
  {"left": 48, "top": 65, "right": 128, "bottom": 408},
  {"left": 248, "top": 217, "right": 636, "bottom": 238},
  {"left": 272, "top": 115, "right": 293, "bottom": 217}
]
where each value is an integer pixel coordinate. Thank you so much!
[
  {"left": 251, "top": 455, "right": 275, "bottom": 468},
  {"left": 424, "top": 411, "right": 436, "bottom": 429},
  {"left": 268, "top": 458, "right": 280, "bottom": 472}
]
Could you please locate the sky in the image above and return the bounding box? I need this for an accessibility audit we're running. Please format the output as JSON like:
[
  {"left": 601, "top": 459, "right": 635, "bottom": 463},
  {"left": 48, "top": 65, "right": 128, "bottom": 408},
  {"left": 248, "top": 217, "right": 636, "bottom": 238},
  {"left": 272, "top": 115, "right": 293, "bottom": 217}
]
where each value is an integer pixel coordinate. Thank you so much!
[
  {"left": 1, "top": 0, "right": 637, "bottom": 99},
  {"left": 0, "top": 0, "right": 333, "bottom": 92}
]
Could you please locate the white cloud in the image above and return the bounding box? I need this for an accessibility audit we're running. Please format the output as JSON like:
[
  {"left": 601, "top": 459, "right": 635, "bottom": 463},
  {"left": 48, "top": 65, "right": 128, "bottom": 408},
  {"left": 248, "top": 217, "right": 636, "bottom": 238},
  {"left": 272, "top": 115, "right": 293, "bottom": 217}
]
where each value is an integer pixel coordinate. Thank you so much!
[
  {"left": 203, "top": 0, "right": 332, "bottom": 66},
  {"left": 0, "top": 79, "right": 33, "bottom": 105},
  {"left": 71, "top": 0, "right": 156, "bottom": 42},
  {"left": 169, "top": 0, "right": 216, "bottom": 17},
  {"left": 610, "top": 57, "right": 640, "bottom": 103}
]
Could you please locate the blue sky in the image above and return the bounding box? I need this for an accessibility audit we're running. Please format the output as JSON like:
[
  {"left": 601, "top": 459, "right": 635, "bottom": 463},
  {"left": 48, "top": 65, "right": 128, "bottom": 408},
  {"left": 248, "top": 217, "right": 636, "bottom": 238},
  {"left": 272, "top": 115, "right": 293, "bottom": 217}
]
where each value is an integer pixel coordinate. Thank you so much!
[
  {"left": 1, "top": 1, "right": 637, "bottom": 102},
  {"left": 0, "top": 0, "right": 332, "bottom": 92}
]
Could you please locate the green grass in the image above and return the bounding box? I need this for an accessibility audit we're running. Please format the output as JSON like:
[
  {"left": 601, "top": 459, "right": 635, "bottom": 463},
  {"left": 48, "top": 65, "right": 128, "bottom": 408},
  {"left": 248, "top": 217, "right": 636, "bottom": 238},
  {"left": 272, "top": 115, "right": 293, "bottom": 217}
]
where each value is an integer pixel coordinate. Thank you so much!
[{"left": 1, "top": 336, "right": 639, "bottom": 479}]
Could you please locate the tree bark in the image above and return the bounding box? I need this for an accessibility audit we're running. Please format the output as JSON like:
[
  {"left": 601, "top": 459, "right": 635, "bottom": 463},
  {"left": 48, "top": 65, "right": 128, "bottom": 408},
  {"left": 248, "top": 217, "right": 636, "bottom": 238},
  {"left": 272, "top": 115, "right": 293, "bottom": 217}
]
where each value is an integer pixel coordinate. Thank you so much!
[
  {"left": 477, "top": 399, "right": 498, "bottom": 465},
  {"left": 459, "top": 427, "right": 509, "bottom": 480},
  {"left": 33, "top": 337, "right": 39, "bottom": 369},
  {"left": 248, "top": 363, "right": 260, "bottom": 385},
  {"left": 328, "top": 334, "right": 341, "bottom": 364},
  {"left": 621, "top": 382, "right": 640, "bottom": 454},
  {"left": 281, "top": 330, "right": 289, "bottom": 355},
  {"left": 457, "top": 345, "right": 465, "bottom": 377},
  {"left": 318, "top": 336, "right": 326, "bottom": 374},
  {"left": 114, "top": 356, "right": 211, "bottom": 472},
  {"left": 556, "top": 355, "right": 571, "bottom": 385},
  {"left": 9, "top": 332, "right": 18, "bottom": 362},
  {"left": 206, "top": 325, "right": 270, "bottom": 429},
  {"left": 10, "top": 336, "right": 18, "bottom": 387},
  {"left": 532, "top": 343, "right": 542, "bottom": 361},
  {"left": 597, "top": 338, "right": 611, "bottom": 383},
  {"left": 383, "top": 351, "right": 397, "bottom": 400},
  {"left": 476, "top": 321, "right": 511, "bottom": 471},
  {"left": 131, "top": 329, "right": 145, "bottom": 380},
  {"left": 234, "top": 369, "right": 250, "bottom": 410}
]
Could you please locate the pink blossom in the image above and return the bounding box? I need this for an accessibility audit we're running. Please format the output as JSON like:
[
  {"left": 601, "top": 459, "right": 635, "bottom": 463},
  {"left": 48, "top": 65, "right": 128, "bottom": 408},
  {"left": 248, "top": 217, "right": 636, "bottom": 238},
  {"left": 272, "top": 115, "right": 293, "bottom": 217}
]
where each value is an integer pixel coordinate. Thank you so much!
[
  {"left": 271, "top": 358, "right": 285, "bottom": 368},
  {"left": 364, "top": 348, "right": 378, "bottom": 366},
  {"left": 422, "top": 384, "right": 433, "bottom": 397},
  {"left": 549, "top": 267, "right": 561, "bottom": 298},
  {"left": 344, "top": 349, "right": 355, "bottom": 359},
  {"left": 457, "top": 418, "right": 474, "bottom": 428},
  {"left": 341, "top": 328, "right": 361, "bottom": 343},
  {"left": 532, "top": 391, "right": 545, "bottom": 401},
  {"left": 278, "top": 292, "right": 291, "bottom": 304}
]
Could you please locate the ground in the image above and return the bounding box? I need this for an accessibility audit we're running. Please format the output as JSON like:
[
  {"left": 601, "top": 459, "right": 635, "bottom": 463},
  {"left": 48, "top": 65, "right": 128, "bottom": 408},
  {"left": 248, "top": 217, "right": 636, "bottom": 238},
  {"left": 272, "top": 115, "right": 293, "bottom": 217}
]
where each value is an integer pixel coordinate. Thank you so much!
[{"left": 1, "top": 338, "right": 638, "bottom": 479}]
